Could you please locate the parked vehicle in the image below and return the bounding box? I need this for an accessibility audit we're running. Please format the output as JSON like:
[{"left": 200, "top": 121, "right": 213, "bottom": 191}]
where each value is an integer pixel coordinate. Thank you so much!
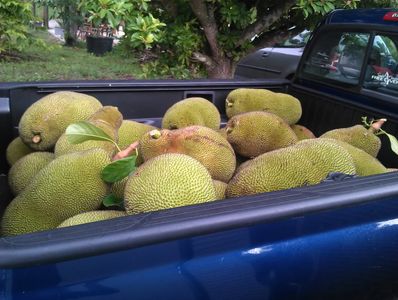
[
  {"left": 2, "top": 8, "right": 398, "bottom": 300},
  {"left": 234, "top": 29, "right": 311, "bottom": 79}
]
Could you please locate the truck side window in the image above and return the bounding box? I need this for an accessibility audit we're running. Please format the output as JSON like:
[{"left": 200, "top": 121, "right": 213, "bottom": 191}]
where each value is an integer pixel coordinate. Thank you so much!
[
  {"left": 302, "top": 31, "right": 370, "bottom": 85},
  {"left": 363, "top": 34, "right": 398, "bottom": 96}
]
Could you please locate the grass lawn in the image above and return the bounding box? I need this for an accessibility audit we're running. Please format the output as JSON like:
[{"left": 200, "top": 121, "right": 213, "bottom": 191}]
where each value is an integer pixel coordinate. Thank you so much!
[{"left": 0, "top": 30, "right": 145, "bottom": 82}]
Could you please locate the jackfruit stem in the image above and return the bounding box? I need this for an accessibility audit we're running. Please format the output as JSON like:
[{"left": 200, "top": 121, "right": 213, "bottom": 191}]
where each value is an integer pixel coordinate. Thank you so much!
[
  {"left": 369, "top": 118, "right": 387, "bottom": 134},
  {"left": 113, "top": 141, "right": 139, "bottom": 161},
  {"left": 32, "top": 135, "right": 41, "bottom": 144}
]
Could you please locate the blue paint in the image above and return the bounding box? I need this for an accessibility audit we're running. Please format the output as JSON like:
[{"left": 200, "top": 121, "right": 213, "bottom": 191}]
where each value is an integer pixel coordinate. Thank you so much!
[{"left": 2, "top": 195, "right": 398, "bottom": 300}]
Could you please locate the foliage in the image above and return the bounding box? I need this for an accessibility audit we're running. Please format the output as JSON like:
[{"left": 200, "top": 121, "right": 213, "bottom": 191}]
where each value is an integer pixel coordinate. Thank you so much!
[
  {"left": 117, "top": 0, "right": 370, "bottom": 78},
  {"left": 35, "top": 0, "right": 83, "bottom": 45},
  {"left": 78, "top": 0, "right": 133, "bottom": 35},
  {"left": 0, "top": 0, "right": 41, "bottom": 57},
  {"left": 295, "top": 0, "right": 358, "bottom": 20}
]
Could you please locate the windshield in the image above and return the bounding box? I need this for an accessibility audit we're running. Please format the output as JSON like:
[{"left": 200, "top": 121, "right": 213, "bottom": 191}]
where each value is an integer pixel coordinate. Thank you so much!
[{"left": 275, "top": 30, "right": 311, "bottom": 48}]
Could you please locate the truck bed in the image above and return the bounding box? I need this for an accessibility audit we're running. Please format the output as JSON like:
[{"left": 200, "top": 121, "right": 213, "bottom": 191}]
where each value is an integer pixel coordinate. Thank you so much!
[{"left": 1, "top": 79, "right": 398, "bottom": 300}]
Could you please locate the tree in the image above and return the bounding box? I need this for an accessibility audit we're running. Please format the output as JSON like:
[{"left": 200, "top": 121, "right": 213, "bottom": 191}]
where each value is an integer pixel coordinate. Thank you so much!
[
  {"left": 0, "top": 1, "right": 36, "bottom": 58},
  {"left": 34, "top": 0, "right": 83, "bottom": 46},
  {"left": 122, "top": 0, "right": 398, "bottom": 79}
]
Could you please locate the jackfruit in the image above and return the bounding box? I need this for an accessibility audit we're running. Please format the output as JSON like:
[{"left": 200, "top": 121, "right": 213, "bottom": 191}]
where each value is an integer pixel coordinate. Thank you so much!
[
  {"left": 217, "top": 127, "right": 228, "bottom": 140},
  {"left": 118, "top": 120, "right": 156, "bottom": 151},
  {"left": 54, "top": 106, "right": 122, "bottom": 158},
  {"left": 320, "top": 124, "right": 381, "bottom": 157},
  {"left": 213, "top": 180, "right": 227, "bottom": 200},
  {"left": 161, "top": 97, "right": 221, "bottom": 130},
  {"left": 291, "top": 124, "right": 316, "bottom": 140},
  {"left": 8, "top": 151, "right": 54, "bottom": 195},
  {"left": 1, "top": 148, "right": 111, "bottom": 236},
  {"left": 139, "top": 125, "right": 236, "bottom": 182},
  {"left": 226, "top": 111, "right": 298, "bottom": 158},
  {"left": 111, "top": 177, "right": 128, "bottom": 200},
  {"left": 19, "top": 91, "right": 103, "bottom": 151},
  {"left": 226, "top": 139, "right": 356, "bottom": 198},
  {"left": 6, "top": 137, "right": 34, "bottom": 166},
  {"left": 124, "top": 153, "right": 217, "bottom": 214},
  {"left": 57, "top": 210, "right": 126, "bottom": 228},
  {"left": 225, "top": 88, "right": 302, "bottom": 125},
  {"left": 320, "top": 138, "right": 387, "bottom": 176}
]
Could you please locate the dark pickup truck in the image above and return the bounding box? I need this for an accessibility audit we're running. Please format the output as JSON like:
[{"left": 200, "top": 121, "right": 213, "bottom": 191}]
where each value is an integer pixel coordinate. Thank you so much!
[{"left": 2, "top": 8, "right": 398, "bottom": 300}]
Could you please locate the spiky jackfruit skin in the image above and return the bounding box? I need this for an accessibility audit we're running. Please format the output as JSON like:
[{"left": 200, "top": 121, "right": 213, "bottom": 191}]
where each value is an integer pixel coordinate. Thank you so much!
[
  {"left": 111, "top": 177, "right": 128, "bottom": 200},
  {"left": 54, "top": 106, "right": 123, "bottom": 158},
  {"left": 54, "top": 134, "right": 114, "bottom": 158},
  {"left": 124, "top": 154, "right": 217, "bottom": 214},
  {"left": 217, "top": 127, "right": 228, "bottom": 140},
  {"left": 226, "top": 111, "right": 298, "bottom": 158},
  {"left": 291, "top": 124, "right": 316, "bottom": 140},
  {"left": 226, "top": 139, "right": 356, "bottom": 198},
  {"left": 57, "top": 210, "right": 126, "bottom": 228},
  {"left": 225, "top": 89, "right": 302, "bottom": 125},
  {"left": 320, "top": 125, "right": 381, "bottom": 157},
  {"left": 161, "top": 97, "right": 221, "bottom": 130},
  {"left": 6, "top": 137, "right": 35, "bottom": 166},
  {"left": 139, "top": 126, "right": 236, "bottom": 182},
  {"left": 213, "top": 180, "right": 227, "bottom": 200},
  {"left": 19, "top": 91, "right": 103, "bottom": 151},
  {"left": 8, "top": 152, "right": 54, "bottom": 196},
  {"left": 320, "top": 138, "right": 387, "bottom": 176},
  {"left": 118, "top": 120, "right": 156, "bottom": 151},
  {"left": 1, "top": 148, "right": 111, "bottom": 236}
]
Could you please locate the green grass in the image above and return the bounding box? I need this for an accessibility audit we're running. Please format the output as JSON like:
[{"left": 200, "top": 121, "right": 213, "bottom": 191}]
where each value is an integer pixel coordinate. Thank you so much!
[{"left": 0, "top": 30, "right": 144, "bottom": 82}]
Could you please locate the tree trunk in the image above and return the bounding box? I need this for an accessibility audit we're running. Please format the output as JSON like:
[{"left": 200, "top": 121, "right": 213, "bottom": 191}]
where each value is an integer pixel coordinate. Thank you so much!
[
  {"left": 206, "top": 58, "right": 234, "bottom": 79},
  {"left": 32, "top": 3, "right": 36, "bottom": 18},
  {"left": 43, "top": 6, "right": 49, "bottom": 29},
  {"left": 64, "top": 5, "right": 78, "bottom": 46}
]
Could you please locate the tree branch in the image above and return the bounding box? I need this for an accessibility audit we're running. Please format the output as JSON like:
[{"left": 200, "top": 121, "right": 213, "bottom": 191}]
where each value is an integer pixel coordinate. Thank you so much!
[
  {"left": 237, "top": 0, "right": 296, "bottom": 47},
  {"left": 189, "top": 0, "right": 222, "bottom": 59},
  {"left": 191, "top": 51, "right": 215, "bottom": 68}
]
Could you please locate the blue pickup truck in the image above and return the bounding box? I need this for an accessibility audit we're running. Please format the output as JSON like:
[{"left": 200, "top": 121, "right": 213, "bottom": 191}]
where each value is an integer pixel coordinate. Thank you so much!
[{"left": 2, "top": 8, "right": 398, "bottom": 300}]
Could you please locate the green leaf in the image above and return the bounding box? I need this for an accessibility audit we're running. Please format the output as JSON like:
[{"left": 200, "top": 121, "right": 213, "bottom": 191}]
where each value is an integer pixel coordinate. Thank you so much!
[
  {"left": 65, "top": 121, "right": 114, "bottom": 144},
  {"left": 101, "top": 155, "right": 137, "bottom": 183},
  {"left": 103, "top": 194, "right": 124, "bottom": 208},
  {"left": 385, "top": 133, "right": 398, "bottom": 156}
]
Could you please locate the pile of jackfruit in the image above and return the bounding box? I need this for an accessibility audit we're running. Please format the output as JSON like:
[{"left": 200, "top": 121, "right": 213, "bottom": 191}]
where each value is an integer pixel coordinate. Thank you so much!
[{"left": 1, "top": 89, "right": 390, "bottom": 236}]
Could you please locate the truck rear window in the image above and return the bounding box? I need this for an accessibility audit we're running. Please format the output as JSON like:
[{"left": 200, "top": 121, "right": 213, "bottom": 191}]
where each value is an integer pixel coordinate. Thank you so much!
[
  {"left": 363, "top": 33, "right": 398, "bottom": 96},
  {"left": 302, "top": 31, "right": 370, "bottom": 85}
]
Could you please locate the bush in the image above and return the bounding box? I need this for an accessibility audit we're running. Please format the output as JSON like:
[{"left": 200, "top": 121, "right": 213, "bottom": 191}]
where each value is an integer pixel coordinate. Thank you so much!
[{"left": 0, "top": 1, "right": 38, "bottom": 57}]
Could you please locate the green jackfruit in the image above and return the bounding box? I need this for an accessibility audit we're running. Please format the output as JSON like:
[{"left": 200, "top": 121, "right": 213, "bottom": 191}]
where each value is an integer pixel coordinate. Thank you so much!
[
  {"left": 57, "top": 210, "right": 126, "bottom": 228},
  {"left": 291, "top": 124, "right": 316, "bottom": 140},
  {"left": 320, "top": 124, "right": 381, "bottom": 157},
  {"left": 19, "top": 91, "right": 103, "bottom": 151},
  {"left": 6, "top": 137, "right": 34, "bottom": 166},
  {"left": 226, "top": 139, "right": 356, "bottom": 198},
  {"left": 54, "top": 106, "right": 123, "bottom": 158},
  {"left": 213, "top": 180, "right": 227, "bottom": 200},
  {"left": 139, "top": 126, "right": 236, "bottom": 182},
  {"left": 225, "top": 89, "right": 302, "bottom": 125},
  {"left": 110, "top": 177, "right": 128, "bottom": 200},
  {"left": 162, "top": 97, "right": 221, "bottom": 130},
  {"left": 217, "top": 127, "right": 228, "bottom": 140},
  {"left": 1, "top": 148, "right": 111, "bottom": 236},
  {"left": 118, "top": 120, "right": 156, "bottom": 151},
  {"left": 320, "top": 138, "right": 387, "bottom": 176},
  {"left": 226, "top": 111, "right": 298, "bottom": 158},
  {"left": 124, "top": 153, "right": 216, "bottom": 214},
  {"left": 8, "top": 151, "right": 54, "bottom": 196}
]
